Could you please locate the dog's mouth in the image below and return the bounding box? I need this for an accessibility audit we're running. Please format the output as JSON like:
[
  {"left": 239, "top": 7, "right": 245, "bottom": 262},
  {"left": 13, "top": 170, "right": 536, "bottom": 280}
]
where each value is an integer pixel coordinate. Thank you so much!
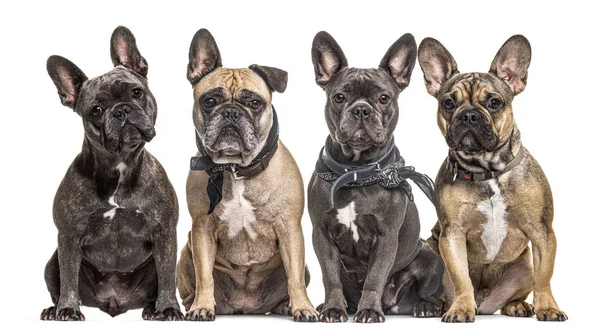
[
  {"left": 204, "top": 124, "right": 257, "bottom": 157},
  {"left": 104, "top": 123, "right": 155, "bottom": 153},
  {"left": 447, "top": 128, "right": 497, "bottom": 154}
]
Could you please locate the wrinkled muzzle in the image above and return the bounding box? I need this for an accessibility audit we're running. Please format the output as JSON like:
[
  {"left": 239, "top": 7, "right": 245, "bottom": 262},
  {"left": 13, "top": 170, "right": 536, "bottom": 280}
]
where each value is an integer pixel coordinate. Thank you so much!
[{"left": 104, "top": 103, "right": 155, "bottom": 153}]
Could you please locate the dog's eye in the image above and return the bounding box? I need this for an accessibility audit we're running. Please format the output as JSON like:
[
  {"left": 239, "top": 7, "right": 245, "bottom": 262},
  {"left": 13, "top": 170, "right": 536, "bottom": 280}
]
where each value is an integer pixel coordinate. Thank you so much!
[
  {"left": 442, "top": 98, "right": 455, "bottom": 110},
  {"left": 379, "top": 94, "right": 390, "bottom": 104},
  {"left": 90, "top": 106, "right": 103, "bottom": 117},
  {"left": 131, "top": 88, "right": 144, "bottom": 99},
  {"left": 249, "top": 100, "right": 262, "bottom": 109},
  {"left": 334, "top": 94, "right": 346, "bottom": 103},
  {"left": 203, "top": 98, "right": 217, "bottom": 109},
  {"left": 488, "top": 98, "right": 503, "bottom": 110}
]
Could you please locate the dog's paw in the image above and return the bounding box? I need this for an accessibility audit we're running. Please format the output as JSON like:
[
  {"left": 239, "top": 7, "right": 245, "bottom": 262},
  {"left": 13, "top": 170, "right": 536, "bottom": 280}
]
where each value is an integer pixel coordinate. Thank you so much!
[
  {"left": 293, "top": 308, "right": 319, "bottom": 322},
  {"left": 315, "top": 303, "right": 324, "bottom": 313},
  {"left": 353, "top": 309, "right": 385, "bottom": 323},
  {"left": 55, "top": 307, "right": 85, "bottom": 321},
  {"left": 413, "top": 301, "right": 441, "bottom": 318},
  {"left": 271, "top": 300, "right": 292, "bottom": 316},
  {"left": 40, "top": 306, "right": 56, "bottom": 320},
  {"left": 184, "top": 308, "right": 215, "bottom": 321},
  {"left": 501, "top": 301, "right": 534, "bottom": 318},
  {"left": 319, "top": 308, "right": 348, "bottom": 323},
  {"left": 142, "top": 305, "right": 184, "bottom": 321},
  {"left": 534, "top": 307, "right": 567, "bottom": 322},
  {"left": 441, "top": 306, "right": 475, "bottom": 323}
]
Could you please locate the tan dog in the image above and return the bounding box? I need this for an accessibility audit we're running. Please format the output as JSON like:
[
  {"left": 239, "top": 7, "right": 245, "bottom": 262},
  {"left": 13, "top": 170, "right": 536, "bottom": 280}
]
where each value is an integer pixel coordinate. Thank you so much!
[
  {"left": 176, "top": 29, "right": 317, "bottom": 322},
  {"left": 418, "top": 35, "right": 567, "bottom": 322}
]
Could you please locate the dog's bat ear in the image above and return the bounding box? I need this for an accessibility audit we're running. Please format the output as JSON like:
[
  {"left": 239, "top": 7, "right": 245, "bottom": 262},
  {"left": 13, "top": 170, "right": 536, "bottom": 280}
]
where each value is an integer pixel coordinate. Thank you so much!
[
  {"left": 110, "top": 26, "right": 148, "bottom": 77},
  {"left": 489, "top": 35, "right": 531, "bottom": 95},
  {"left": 312, "top": 31, "right": 348, "bottom": 88},
  {"left": 187, "top": 28, "right": 222, "bottom": 86},
  {"left": 249, "top": 65, "right": 287, "bottom": 93},
  {"left": 380, "top": 33, "right": 417, "bottom": 91},
  {"left": 47, "top": 55, "right": 88, "bottom": 110},
  {"left": 418, "top": 37, "right": 459, "bottom": 97}
]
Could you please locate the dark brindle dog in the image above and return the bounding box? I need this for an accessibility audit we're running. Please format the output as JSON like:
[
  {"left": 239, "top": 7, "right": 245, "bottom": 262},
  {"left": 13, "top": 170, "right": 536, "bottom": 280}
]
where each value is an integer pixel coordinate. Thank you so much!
[
  {"left": 40, "top": 27, "right": 182, "bottom": 321},
  {"left": 418, "top": 35, "right": 567, "bottom": 322}
]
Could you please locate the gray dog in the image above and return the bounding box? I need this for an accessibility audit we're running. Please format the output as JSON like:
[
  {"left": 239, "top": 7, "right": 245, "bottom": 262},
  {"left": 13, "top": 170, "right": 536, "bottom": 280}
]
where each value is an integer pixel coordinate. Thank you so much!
[
  {"left": 40, "top": 26, "right": 182, "bottom": 321},
  {"left": 308, "top": 31, "right": 444, "bottom": 323}
]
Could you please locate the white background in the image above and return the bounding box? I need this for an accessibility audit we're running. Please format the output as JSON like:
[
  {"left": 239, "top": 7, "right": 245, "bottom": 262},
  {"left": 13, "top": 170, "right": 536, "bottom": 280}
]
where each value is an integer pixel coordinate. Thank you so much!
[{"left": 0, "top": 0, "right": 597, "bottom": 334}]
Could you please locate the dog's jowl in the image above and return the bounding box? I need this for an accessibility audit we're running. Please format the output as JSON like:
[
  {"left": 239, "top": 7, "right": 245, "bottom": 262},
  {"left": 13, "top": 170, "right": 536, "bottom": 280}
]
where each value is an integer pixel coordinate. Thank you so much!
[
  {"left": 308, "top": 31, "right": 444, "bottom": 323},
  {"left": 176, "top": 29, "right": 317, "bottom": 322},
  {"left": 41, "top": 27, "right": 182, "bottom": 321},
  {"left": 418, "top": 35, "right": 567, "bottom": 322}
]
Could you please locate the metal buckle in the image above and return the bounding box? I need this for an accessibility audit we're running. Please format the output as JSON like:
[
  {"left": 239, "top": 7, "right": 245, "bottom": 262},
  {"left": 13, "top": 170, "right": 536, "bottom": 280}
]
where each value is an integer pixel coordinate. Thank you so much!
[
  {"left": 231, "top": 167, "right": 246, "bottom": 180},
  {"left": 343, "top": 168, "right": 359, "bottom": 181},
  {"left": 368, "top": 162, "right": 381, "bottom": 171}
]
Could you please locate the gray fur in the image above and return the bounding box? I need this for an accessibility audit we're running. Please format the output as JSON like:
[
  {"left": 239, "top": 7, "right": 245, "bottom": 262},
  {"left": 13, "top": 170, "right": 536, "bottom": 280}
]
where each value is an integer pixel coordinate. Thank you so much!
[{"left": 308, "top": 31, "right": 444, "bottom": 323}]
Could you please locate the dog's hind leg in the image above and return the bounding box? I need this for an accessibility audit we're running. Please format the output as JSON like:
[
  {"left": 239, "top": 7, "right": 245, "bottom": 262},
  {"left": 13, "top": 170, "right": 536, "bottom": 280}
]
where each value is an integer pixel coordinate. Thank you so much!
[
  {"left": 477, "top": 247, "right": 534, "bottom": 316},
  {"left": 383, "top": 241, "right": 444, "bottom": 317}
]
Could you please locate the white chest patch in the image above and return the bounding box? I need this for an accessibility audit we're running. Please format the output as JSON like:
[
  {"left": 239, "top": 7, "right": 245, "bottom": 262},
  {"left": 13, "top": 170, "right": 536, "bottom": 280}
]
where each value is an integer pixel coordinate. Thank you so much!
[
  {"left": 103, "top": 162, "right": 127, "bottom": 220},
  {"left": 337, "top": 201, "right": 359, "bottom": 242},
  {"left": 220, "top": 180, "right": 257, "bottom": 239},
  {"left": 476, "top": 180, "right": 508, "bottom": 261}
]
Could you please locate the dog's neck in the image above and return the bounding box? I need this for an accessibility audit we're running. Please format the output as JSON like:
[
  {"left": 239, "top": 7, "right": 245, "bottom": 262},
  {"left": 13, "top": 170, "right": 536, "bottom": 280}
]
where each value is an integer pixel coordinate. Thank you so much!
[
  {"left": 79, "top": 137, "right": 146, "bottom": 194},
  {"left": 328, "top": 136, "right": 394, "bottom": 165},
  {"left": 449, "top": 124, "right": 523, "bottom": 173}
]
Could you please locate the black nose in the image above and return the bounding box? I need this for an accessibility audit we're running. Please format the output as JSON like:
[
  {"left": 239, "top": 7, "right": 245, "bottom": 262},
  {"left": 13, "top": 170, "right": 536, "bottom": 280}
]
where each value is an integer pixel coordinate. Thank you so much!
[
  {"left": 222, "top": 107, "right": 241, "bottom": 121},
  {"left": 112, "top": 105, "right": 131, "bottom": 120},
  {"left": 460, "top": 110, "right": 481, "bottom": 124},
  {"left": 351, "top": 105, "right": 372, "bottom": 120}
]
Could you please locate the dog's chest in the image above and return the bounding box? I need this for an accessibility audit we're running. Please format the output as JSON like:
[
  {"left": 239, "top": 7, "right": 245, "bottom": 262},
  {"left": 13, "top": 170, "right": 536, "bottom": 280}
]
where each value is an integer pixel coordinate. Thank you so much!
[
  {"left": 220, "top": 180, "right": 260, "bottom": 239},
  {"left": 328, "top": 200, "right": 377, "bottom": 260},
  {"left": 474, "top": 180, "right": 508, "bottom": 261}
]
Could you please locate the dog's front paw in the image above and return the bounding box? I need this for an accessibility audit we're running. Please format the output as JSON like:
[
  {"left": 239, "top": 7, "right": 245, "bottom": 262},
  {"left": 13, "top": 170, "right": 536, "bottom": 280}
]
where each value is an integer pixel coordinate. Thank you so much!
[
  {"left": 184, "top": 308, "right": 215, "bottom": 321},
  {"left": 441, "top": 304, "right": 475, "bottom": 323},
  {"left": 293, "top": 308, "right": 319, "bottom": 322},
  {"left": 40, "top": 306, "right": 56, "bottom": 320},
  {"left": 413, "top": 301, "right": 441, "bottom": 318},
  {"left": 501, "top": 301, "right": 533, "bottom": 318},
  {"left": 353, "top": 309, "right": 385, "bottom": 323},
  {"left": 55, "top": 307, "right": 85, "bottom": 321},
  {"left": 143, "top": 305, "right": 184, "bottom": 321},
  {"left": 319, "top": 307, "right": 348, "bottom": 323},
  {"left": 534, "top": 307, "right": 567, "bottom": 322}
]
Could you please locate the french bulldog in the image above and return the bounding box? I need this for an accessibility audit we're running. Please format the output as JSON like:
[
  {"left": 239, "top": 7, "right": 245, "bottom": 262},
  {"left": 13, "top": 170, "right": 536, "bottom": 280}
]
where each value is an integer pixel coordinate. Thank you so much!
[
  {"left": 40, "top": 26, "right": 182, "bottom": 321},
  {"left": 418, "top": 35, "right": 567, "bottom": 322},
  {"left": 308, "top": 31, "right": 444, "bottom": 323},
  {"left": 176, "top": 28, "right": 318, "bottom": 322}
]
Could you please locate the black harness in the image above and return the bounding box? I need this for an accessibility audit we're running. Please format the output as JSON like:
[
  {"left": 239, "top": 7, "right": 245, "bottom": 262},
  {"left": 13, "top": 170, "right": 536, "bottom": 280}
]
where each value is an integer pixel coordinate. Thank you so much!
[
  {"left": 190, "top": 108, "right": 280, "bottom": 214},
  {"left": 316, "top": 136, "right": 440, "bottom": 210}
]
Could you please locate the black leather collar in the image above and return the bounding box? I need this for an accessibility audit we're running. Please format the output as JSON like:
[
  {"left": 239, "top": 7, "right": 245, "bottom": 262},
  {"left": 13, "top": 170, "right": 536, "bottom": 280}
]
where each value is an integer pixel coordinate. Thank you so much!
[
  {"left": 449, "top": 146, "right": 525, "bottom": 182},
  {"left": 316, "top": 136, "right": 440, "bottom": 210},
  {"left": 190, "top": 107, "right": 279, "bottom": 214}
]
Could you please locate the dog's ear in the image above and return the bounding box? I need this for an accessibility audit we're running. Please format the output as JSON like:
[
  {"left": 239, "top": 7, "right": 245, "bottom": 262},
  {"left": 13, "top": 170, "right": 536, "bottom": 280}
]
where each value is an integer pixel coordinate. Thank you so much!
[
  {"left": 187, "top": 28, "right": 222, "bottom": 86},
  {"left": 379, "top": 33, "right": 417, "bottom": 91},
  {"left": 110, "top": 26, "right": 148, "bottom": 77},
  {"left": 489, "top": 35, "right": 531, "bottom": 95},
  {"left": 249, "top": 65, "right": 287, "bottom": 93},
  {"left": 47, "top": 55, "right": 88, "bottom": 110},
  {"left": 418, "top": 37, "right": 459, "bottom": 97},
  {"left": 312, "top": 31, "right": 348, "bottom": 88}
]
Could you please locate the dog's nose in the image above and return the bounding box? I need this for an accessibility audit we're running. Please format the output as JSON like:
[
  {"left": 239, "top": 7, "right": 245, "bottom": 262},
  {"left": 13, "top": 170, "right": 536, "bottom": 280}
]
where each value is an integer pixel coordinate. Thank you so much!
[
  {"left": 112, "top": 105, "right": 131, "bottom": 120},
  {"left": 222, "top": 107, "right": 241, "bottom": 121},
  {"left": 460, "top": 110, "right": 480, "bottom": 124},
  {"left": 351, "top": 105, "right": 371, "bottom": 119}
]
